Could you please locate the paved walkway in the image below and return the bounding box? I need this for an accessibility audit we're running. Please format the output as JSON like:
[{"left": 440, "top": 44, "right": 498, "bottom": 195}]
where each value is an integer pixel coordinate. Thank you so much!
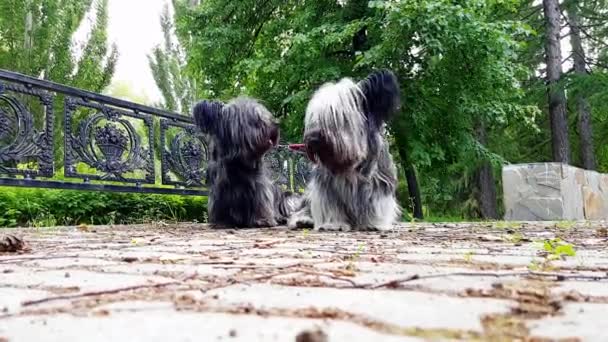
[{"left": 1, "top": 222, "right": 607, "bottom": 341}]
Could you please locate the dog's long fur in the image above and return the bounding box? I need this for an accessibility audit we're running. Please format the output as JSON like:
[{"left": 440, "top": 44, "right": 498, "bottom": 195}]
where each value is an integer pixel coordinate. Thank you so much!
[
  {"left": 193, "top": 97, "right": 299, "bottom": 228},
  {"left": 288, "top": 70, "right": 402, "bottom": 231}
]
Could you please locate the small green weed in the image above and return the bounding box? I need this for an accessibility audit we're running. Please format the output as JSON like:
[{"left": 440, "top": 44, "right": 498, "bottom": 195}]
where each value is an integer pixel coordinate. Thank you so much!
[
  {"left": 345, "top": 242, "right": 366, "bottom": 271},
  {"left": 528, "top": 238, "right": 576, "bottom": 271},
  {"left": 463, "top": 251, "right": 474, "bottom": 263},
  {"left": 29, "top": 214, "right": 58, "bottom": 229},
  {"left": 505, "top": 232, "right": 524, "bottom": 244},
  {"left": 542, "top": 238, "right": 576, "bottom": 260},
  {"left": 555, "top": 221, "right": 576, "bottom": 230},
  {"left": 495, "top": 221, "right": 521, "bottom": 230}
]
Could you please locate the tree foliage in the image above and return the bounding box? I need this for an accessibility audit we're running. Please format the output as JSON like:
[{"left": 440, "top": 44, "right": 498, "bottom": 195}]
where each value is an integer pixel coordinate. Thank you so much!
[
  {"left": 173, "top": 0, "right": 541, "bottom": 218},
  {"left": 148, "top": 3, "right": 196, "bottom": 113},
  {"left": 0, "top": 0, "right": 117, "bottom": 91}
]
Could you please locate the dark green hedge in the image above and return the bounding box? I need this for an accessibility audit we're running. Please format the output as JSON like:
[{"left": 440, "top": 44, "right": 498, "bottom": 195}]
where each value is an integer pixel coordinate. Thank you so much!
[{"left": 0, "top": 187, "right": 207, "bottom": 227}]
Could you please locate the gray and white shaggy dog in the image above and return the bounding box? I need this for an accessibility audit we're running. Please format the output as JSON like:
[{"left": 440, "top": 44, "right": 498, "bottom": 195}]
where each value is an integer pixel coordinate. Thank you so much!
[
  {"left": 192, "top": 97, "right": 300, "bottom": 228},
  {"left": 288, "top": 70, "right": 402, "bottom": 231}
]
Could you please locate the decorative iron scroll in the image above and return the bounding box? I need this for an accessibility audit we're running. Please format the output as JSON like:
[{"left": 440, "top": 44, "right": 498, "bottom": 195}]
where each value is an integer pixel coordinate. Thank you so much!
[
  {"left": 160, "top": 119, "right": 208, "bottom": 188},
  {"left": 64, "top": 97, "right": 155, "bottom": 184},
  {"left": 0, "top": 81, "right": 54, "bottom": 178},
  {"left": 0, "top": 68, "right": 313, "bottom": 196}
]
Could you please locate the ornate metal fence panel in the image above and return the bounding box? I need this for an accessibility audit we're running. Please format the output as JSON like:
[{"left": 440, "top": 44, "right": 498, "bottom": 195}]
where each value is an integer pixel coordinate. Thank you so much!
[
  {"left": 264, "top": 146, "right": 311, "bottom": 193},
  {"left": 64, "top": 97, "right": 156, "bottom": 185},
  {"left": 0, "top": 69, "right": 312, "bottom": 196},
  {"left": 160, "top": 119, "right": 208, "bottom": 188},
  {"left": 0, "top": 79, "right": 54, "bottom": 179}
]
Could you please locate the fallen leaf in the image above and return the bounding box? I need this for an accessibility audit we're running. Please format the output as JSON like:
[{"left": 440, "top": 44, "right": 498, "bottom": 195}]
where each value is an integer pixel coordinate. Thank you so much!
[
  {"left": 0, "top": 235, "right": 26, "bottom": 253},
  {"left": 331, "top": 268, "right": 356, "bottom": 277},
  {"left": 295, "top": 328, "right": 328, "bottom": 342},
  {"left": 253, "top": 240, "right": 282, "bottom": 248},
  {"left": 77, "top": 224, "right": 90, "bottom": 232},
  {"left": 121, "top": 257, "right": 138, "bottom": 263},
  {"left": 477, "top": 234, "right": 504, "bottom": 242},
  {"left": 160, "top": 256, "right": 185, "bottom": 264},
  {"left": 93, "top": 309, "right": 110, "bottom": 317}
]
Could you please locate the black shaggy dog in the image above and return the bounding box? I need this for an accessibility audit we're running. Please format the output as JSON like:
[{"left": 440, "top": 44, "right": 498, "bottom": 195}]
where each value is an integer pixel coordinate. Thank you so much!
[{"left": 193, "top": 97, "right": 300, "bottom": 228}]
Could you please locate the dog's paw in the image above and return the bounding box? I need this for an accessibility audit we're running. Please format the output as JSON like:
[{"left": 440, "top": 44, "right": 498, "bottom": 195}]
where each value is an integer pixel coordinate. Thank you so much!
[
  {"left": 315, "top": 223, "right": 351, "bottom": 232},
  {"left": 275, "top": 216, "right": 288, "bottom": 226},
  {"left": 288, "top": 216, "right": 314, "bottom": 230},
  {"left": 355, "top": 225, "right": 393, "bottom": 232},
  {"left": 370, "top": 223, "right": 395, "bottom": 232},
  {"left": 252, "top": 219, "right": 278, "bottom": 228},
  {"left": 355, "top": 226, "right": 381, "bottom": 232},
  {"left": 296, "top": 218, "right": 314, "bottom": 229},
  {"left": 209, "top": 223, "right": 233, "bottom": 230}
]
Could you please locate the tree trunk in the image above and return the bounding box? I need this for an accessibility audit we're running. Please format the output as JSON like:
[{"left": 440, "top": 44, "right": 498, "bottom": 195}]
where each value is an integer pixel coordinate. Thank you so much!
[
  {"left": 568, "top": 4, "right": 596, "bottom": 170},
  {"left": 404, "top": 164, "right": 423, "bottom": 220},
  {"left": 543, "top": 0, "right": 571, "bottom": 164},
  {"left": 396, "top": 143, "right": 423, "bottom": 220},
  {"left": 474, "top": 123, "right": 499, "bottom": 219}
]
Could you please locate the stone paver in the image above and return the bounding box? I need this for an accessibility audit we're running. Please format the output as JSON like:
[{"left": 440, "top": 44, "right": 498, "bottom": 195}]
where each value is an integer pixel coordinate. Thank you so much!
[{"left": 1, "top": 221, "right": 608, "bottom": 341}]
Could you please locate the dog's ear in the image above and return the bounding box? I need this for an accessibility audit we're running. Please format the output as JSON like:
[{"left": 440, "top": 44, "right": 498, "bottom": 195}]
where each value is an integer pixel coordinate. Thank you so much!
[
  {"left": 192, "top": 100, "right": 224, "bottom": 134},
  {"left": 358, "top": 69, "right": 401, "bottom": 123}
]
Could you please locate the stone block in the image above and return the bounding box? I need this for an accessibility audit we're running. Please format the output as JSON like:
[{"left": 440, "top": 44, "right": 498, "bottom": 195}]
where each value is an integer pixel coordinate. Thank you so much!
[
  {"left": 502, "top": 163, "right": 608, "bottom": 221},
  {"left": 582, "top": 170, "right": 608, "bottom": 220}
]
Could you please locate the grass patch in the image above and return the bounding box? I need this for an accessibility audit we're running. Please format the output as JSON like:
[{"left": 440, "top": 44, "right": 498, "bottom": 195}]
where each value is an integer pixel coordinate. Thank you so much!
[{"left": 0, "top": 187, "right": 207, "bottom": 228}]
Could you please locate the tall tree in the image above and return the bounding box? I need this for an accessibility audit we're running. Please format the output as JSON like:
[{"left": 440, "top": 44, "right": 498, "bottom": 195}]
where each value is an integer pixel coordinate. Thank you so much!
[
  {"left": 542, "top": 0, "right": 571, "bottom": 163},
  {"left": 148, "top": 3, "right": 197, "bottom": 113},
  {"left": 475, "top": 122, "right": 499, "bottom": 219},
  {"left": 577, "top": 1, "right": 608, "bottom": 175},
  {"left": 567, "top": 1, "right": 596, "bottom": 170}
]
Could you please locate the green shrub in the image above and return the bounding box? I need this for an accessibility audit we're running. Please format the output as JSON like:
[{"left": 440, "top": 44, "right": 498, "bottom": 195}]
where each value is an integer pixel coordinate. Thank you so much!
[{"left": 0, "top": 187, "right": 207, "bottom": 228}]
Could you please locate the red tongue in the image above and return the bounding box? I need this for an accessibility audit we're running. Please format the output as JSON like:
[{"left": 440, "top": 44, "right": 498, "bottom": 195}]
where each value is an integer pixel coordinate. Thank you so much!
[
  {"left": 288, "top": 144, "right": 316, "bottom": 162},
  {"left": 288, "top": 144, "right": 306, "bottom": 152}
]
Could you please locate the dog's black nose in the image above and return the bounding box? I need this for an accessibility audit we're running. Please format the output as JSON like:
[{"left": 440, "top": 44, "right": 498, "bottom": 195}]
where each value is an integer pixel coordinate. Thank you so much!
[
  {"left": 304, "top": 131, "right": 322, "bottom": 152},
  {"left": 304, "top": 131, "right": 324, "bottom": 163}
]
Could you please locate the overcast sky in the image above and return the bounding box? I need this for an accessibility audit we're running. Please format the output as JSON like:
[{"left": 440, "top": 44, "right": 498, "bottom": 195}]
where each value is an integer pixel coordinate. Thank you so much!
[{"left": 106, "top": 0, "right": 167, "bottom": 103}]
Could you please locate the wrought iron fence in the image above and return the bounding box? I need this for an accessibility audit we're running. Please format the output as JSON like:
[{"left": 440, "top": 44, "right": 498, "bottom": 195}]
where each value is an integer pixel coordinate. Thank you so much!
[{"left": 0, "top": 69, "right": 311, "bottom": 196}]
